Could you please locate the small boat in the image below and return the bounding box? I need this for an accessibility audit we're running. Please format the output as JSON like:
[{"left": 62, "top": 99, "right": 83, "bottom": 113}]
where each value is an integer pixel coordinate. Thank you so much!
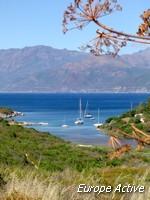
[
  {"left": 61, "top": 116, "right": 69, "bottom": 128},
  {"left": 75, "top": 99, "right": 84, "bottom": 125},
  {"left": 94, "top": 109, "right": 103, "bottom": 128},
  {"left": 84, "top": 101, "right": 93, "bottom": 118},
  {"left": 38, "top": 122, "right": 49, "bottom": 126},
  {"left": 90, "top": 117, "right": 95, "bottom": 120},
  {"left": 62, "top": 124, "right": 69, "bottom": 128},
  {"left": 74, "top": 118, "right": 84, "bottom": 125}
]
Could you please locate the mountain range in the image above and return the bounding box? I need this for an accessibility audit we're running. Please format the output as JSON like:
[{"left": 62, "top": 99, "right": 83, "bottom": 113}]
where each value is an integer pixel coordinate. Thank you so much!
[{"left": 0, "top": 45, "right": 150, "bottom": 92}]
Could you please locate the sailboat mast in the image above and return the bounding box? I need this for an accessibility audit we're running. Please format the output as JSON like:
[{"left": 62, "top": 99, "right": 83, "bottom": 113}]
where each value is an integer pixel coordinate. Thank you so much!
[
  {"left": 80, "top": 99, "right": 82, "bottom": 118},
  {"left": 84, "top": 101, "right": 88, "bottom": 115},
  {"left": 98, "top": 109, "right": 100, "bottom": 123},
  {"left": 64, "top": 116, "right": 66, "bottom": 124}
]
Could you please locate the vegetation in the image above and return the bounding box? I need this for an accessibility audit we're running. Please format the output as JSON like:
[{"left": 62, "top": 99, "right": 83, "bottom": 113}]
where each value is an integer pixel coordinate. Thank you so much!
[
  {"left": 0, "top": 117, "right": 149, "bottom": 171},
  {"left": 0, "top": 118, "right": 106, "bottom": 172},
  {"left": 0, "top": 167, "right": 149, "bottom": 200},
  {"left": 101, "top": 99, "right": 150, "bottom": 149},
  {"left": 0, "top": 107, "right": 13, "bottom": 115},
  {"left": 0, "top": 108, "right": 149, "bottom": 199},
  {"left": 63, "top": 0, "right": 150, "bottom": 56},
  {"left": 104, "top": 99, "right": 150, "bottom": 130}
]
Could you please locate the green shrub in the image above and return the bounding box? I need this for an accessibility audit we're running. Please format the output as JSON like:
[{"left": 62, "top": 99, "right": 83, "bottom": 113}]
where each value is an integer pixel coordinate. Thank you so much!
[
  {"left": 143, "top": 122, "right": 150, "bottom": 132},
  {"left": 136, "top": 123, "right": 144, "bottom": 130},
  {"left": 107, "top": 159, "right": 123, "bottom": 167},
  {"left": 122, "top": 125, "right": 132, "bottom": 134},
  {"left": 0, "top": 107, "right": 13, "bottom": 115},
  {"left": 133, "top": 116, "right": 141, "bottom": 124}
]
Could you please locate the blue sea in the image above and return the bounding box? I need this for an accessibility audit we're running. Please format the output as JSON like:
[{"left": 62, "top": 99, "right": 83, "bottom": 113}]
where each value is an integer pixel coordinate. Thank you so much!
[{"left": 0, "top": 93, "right": 149, "bottom": 146}]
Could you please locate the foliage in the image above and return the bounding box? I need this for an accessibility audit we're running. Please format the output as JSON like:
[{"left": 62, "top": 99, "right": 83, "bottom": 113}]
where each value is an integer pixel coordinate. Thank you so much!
[
  {"left": 0, "top": 167, "right": 149, "bottom": 200},
  {"left": 0, "top": 116, "right": 149, "bottom": 199},
  {"left": 63, "top": 0, "right": 150, "bottom": 56},
  {"left": 136, "top": 123, "right": 144, "bottom": 130},
  {"left": 0, "top": 107, "right": 13, "bottom": 115},
  {"left": 121, "top": 110, "right": 136, "bottom": 118},
  {"left": 138, "top": 9, "right": 150, "bottom": 36},
  {"left": 0, "top": 118, "right": 149, "bottom": 172},
  {"left": 102, "top": 100, "right": 150, "bottom": 145},
  {"left": 121, "top": 124, "right": 133, "bottom": 134},
  {"left": 105, "top": 116, "right": 119, "bottom": 123},
  {"left": 0, "top": 119, "right": 108, "bottom": 172},
  {"left": 133, "top": 116, "right": 141, "bottom": 124},
  {"left": 143, "top": 122, "right": 150, "bottom": 132}
]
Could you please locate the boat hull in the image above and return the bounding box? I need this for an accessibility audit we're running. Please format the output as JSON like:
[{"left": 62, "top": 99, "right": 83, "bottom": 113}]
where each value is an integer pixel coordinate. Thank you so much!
[
  {"left": 62, "top": 124, "right": 69, "bottom": 128},
  {"left": 94, "top": 123, "right": 103, "bottom": 128},
  {"left": 75, "top": 119, "right": 84, "bottom": 125},
  {"left": 84, "top": 114, "right": 93, "bottom": 118}
]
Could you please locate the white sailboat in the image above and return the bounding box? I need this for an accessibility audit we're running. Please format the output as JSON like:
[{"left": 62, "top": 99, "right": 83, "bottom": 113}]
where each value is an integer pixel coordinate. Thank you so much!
[
  {"left": 94, "top": 108, "right": 103, "bottom": 128},
  {"left": 90, "top": 117, "right": 95, "bottom": 120},
  {"left": 62, "top": 124, "right": 69, "bottom": 128},
  {"left": 74, "top": 99, "right": 84, "bottom": 125},
  {"left": 62, "top": 116, "right": 69, "bottom": 128},
  {"left": 84, "top": 101, "right": 93, "bottom": 118}
]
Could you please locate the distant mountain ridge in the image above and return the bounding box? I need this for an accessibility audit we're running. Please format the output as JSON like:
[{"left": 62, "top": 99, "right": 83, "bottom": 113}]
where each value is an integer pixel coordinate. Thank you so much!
[{"left": 0, "top": 45, "right": 150, "bottom": 92}]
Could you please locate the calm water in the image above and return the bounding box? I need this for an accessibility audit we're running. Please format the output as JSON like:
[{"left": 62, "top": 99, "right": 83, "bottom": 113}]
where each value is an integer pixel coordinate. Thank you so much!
[{"left": 0, "top": 93, "right": 149, "bottom": 145}]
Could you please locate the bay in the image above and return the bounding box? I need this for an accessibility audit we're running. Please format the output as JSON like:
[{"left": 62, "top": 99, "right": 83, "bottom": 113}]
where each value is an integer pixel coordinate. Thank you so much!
[{"left": 0, "top": 93, "right": 149, "bottom": 145}]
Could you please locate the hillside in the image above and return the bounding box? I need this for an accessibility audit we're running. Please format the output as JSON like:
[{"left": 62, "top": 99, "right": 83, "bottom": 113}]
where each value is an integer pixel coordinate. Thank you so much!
[
  {"left": 100, "top": 99, "right": 150, "bottom": 150},
  {"left": 0, "top": 46, "right": 150, "bottom": 92},
  {"left": 0, "top": 117, "right": 149, "bottom": 170},
  {"left": 0, "top": 118, "right": 105, "bottom": 171},
  {"left": 0, "top": 116, "right": 149, "bottom": 199}
]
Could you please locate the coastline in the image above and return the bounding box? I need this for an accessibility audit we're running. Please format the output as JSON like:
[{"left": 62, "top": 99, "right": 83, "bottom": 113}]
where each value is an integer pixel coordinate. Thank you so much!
[{"left": 0, "top": 93, "right": 150, "bottom": 146}]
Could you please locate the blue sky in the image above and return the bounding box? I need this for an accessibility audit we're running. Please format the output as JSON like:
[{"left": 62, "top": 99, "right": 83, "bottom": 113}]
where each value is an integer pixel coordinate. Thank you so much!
[{"left": 0, "top": 0, "right": 150, "bottom": 54}]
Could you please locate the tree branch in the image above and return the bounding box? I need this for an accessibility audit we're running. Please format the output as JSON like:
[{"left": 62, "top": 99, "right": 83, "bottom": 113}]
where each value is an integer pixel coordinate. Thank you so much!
[{"left": 93, "top": 19, "right": 150, "bottom": 42}]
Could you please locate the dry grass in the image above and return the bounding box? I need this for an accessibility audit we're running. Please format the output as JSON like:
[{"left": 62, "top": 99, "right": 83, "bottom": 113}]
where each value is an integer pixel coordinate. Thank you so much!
[{"left": 0, "top": 168, "right": 149, "bottom": 200}]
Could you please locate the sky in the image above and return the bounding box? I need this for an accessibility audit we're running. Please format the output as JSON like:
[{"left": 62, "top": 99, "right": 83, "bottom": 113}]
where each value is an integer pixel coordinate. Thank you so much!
[{"left": 0, "top": 0, "right": 150, "bottom": 55}]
